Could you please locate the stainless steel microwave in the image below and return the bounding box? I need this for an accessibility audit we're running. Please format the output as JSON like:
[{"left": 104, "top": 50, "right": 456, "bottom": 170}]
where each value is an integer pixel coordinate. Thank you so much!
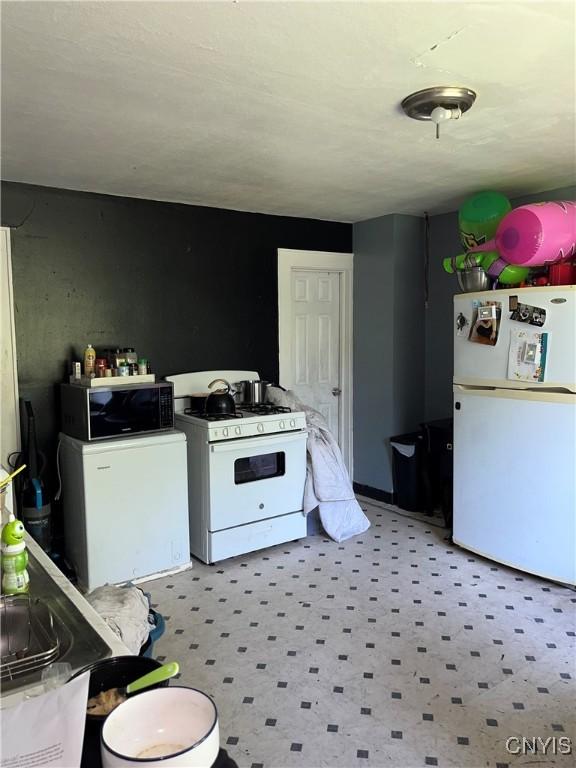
[{"left": 60, "top": 381, "right": 174, "bottom": 441}]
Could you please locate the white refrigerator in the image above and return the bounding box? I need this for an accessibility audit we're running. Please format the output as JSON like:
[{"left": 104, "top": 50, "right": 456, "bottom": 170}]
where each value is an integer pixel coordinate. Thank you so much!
[
  {"left": 452, "top": 285, "right": 576, "bottom": 586},
  {"left": 60, "top": 430, "right": 191, "bottom": 591}
]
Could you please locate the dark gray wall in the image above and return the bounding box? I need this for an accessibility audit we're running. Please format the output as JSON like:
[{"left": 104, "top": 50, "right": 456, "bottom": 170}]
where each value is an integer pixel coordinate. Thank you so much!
[
  {"left": 353, "top": 214, "right": 425, "bottom": 492},
  {"left": 1, "top": 181, "right": 351, "bottom": 491},
  {"left": 424, "top": 184, "right": 576, "bottom": 420},
  {"left": 352, "top": 215, "right": 395, "bottom": 490},
  {"left": 392, "top": 215, "right": 425, "bottom": 434}
]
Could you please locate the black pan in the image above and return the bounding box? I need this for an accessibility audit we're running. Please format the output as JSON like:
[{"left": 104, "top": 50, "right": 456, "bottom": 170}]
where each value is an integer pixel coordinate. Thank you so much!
[{"left": 188, "top": 392, "right": 210, "bottom": 412}]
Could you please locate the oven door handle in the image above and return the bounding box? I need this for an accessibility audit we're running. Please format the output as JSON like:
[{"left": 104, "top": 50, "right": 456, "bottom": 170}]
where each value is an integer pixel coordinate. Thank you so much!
[{"left": 209, "top": 430, "right": 307, "bottom": 453}]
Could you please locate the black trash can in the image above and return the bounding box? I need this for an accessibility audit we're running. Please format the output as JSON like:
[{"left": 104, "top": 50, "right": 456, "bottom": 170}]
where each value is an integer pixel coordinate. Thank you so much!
[
  {"left": 420, "top": 418, "right": 453, "bottom": 528},
  {"left": 390, "top": 432, "right": 424, "bottom": 512}
]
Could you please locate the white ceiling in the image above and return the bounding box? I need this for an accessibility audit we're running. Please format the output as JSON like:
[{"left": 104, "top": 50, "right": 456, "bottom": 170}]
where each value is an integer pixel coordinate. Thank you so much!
[{"left": 1, "top": 1, "right": 575, "bottom": 222}]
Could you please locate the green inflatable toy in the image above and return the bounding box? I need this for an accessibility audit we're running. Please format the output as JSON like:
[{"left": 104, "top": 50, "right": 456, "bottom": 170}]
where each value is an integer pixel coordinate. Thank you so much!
[
  {"left": 443, "top": 251, "right": 529, "bottom": 285},
  {"left": 443, "top": 253, "right": 482, "bottom": 273},
  {"left": 458, "top": 191, "right": 512, "bottom": 251},
  {"left": 481, "top": 251, "right": 529, "bottom": 285}
]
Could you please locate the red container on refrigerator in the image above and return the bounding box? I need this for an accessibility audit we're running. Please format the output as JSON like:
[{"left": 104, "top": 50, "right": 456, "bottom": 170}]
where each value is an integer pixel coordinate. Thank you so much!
[{"left": 549, "top": 261, "right": 576, "bottom": 285}]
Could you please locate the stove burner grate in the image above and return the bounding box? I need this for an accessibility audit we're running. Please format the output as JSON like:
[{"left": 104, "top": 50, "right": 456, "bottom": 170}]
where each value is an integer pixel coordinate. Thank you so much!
[
  {"left": 239, "top": 404, "right": 292, "bottom": 415},
  {"left": 184, "top": 409, "right": 244, "bottom": 421}
]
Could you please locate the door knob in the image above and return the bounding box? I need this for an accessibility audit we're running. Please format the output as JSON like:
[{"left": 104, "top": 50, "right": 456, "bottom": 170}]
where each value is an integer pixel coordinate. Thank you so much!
[{"left": 331, "top": 387, "right": 342, "bottom": 396}]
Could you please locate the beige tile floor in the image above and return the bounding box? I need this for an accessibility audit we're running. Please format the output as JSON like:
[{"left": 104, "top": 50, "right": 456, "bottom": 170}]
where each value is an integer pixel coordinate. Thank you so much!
[{"left": 146, "top": 499, "right": 576, "bottom": 768}]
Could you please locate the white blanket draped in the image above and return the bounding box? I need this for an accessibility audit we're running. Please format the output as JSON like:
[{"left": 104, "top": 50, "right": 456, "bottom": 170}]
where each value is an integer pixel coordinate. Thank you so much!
[
  {"left": 86, "top": 584, "right": 151, "bottom": 654},
  {"left": 267, "top": 387, "right": 370, "bottom": 542}
]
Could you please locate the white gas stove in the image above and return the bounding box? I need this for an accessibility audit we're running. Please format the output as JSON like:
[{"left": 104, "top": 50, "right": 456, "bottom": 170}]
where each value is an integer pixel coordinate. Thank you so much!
[{"left": 166, "top": 371, "right": 308, "bottom": 563}]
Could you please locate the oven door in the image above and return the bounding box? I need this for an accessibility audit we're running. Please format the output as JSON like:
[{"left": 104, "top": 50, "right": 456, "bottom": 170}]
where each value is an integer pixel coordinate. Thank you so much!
[{"left": 208, "top": 431, "right": 306, "bottom": 530}]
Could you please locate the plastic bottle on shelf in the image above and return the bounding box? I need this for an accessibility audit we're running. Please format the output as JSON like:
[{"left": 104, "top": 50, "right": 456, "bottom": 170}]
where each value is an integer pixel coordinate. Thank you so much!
[
  {"left": 138, "top": 359, "right": 148, "bottom": 376},
  {"left": 83, "top": 344, "right": 96, "bottom": 378},
  {"left": 123, "top": 348, "right": 138, "bottom": 366}
]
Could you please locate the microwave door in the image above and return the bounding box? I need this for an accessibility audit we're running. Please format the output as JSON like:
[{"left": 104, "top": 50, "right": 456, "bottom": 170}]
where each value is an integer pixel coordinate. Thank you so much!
[
  {"left": 90, "top": 390, "right": 130, "bottom": 438},
  {"left": 89, "top": 389, "right": 159, "bottom": 438}
]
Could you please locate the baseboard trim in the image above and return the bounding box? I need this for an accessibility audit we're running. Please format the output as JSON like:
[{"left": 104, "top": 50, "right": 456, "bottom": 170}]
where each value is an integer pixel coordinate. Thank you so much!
[{"left": 353, "top": 483, "right": 395, "bottom": 505}]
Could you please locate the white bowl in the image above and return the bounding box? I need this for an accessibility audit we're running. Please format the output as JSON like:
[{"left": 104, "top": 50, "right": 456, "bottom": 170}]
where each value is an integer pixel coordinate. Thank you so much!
[{"left": 101, "top": 686, "right": 219, "bottom": 767}]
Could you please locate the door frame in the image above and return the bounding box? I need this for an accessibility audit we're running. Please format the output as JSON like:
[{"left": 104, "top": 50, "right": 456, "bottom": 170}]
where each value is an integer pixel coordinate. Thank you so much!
[
  {"left": 0, "top": 227, "right": 20, "bottom": 478},
  {"left": 277, "top": 248, "right": 353, "bottom": 475}
]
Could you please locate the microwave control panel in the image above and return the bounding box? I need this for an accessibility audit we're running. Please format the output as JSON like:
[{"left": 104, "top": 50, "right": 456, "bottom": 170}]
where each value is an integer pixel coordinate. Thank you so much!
[{"left": 159, "top": 388, "right": 174, "bottom": 427}]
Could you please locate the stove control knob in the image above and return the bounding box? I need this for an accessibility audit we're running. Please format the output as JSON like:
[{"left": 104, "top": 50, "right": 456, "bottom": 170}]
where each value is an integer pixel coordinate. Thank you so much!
[
  {"left": 235, "top": 426, "right": 241, "bottom": 436},
  {"left": 290, "top": 419, "right": 296, "bottom": 428},
  {"left": 279, "top": 420, "right": 285, "bottom": 429},
  {"left": 257, "top": 423, "right": 264, "bottom": 433},
  {"left": 223, "top": 428, "right": 229, "bottom": 438}
]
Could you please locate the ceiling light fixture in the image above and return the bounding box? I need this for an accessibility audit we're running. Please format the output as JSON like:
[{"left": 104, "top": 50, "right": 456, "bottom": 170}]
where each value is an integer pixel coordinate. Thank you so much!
[{"left": 401, "top": 86, "right": 477, "bottom": 140}]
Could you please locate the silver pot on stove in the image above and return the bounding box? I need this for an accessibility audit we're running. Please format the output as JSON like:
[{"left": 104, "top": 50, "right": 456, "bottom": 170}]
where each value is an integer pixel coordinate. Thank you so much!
[{"left": 234, "top": 380, "right": 271, "bottom": 405}]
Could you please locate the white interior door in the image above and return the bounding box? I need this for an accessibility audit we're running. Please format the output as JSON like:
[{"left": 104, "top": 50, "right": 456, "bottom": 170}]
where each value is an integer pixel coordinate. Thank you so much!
[
  {"left": 291, "top": 270, "right": 341, "bottom": 438},
  {"left": 278, "top": 249, "right": 353, "bottom": 474}
]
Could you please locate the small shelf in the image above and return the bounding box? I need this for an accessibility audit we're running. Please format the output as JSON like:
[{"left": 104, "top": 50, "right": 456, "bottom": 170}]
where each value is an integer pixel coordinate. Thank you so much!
[{"left": 68, "top": 374, "right": 156, "bottom": 387}]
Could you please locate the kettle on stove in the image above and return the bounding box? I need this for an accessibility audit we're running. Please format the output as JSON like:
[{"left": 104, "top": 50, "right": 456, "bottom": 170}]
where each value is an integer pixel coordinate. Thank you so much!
[{"left": 206, "top": 379, "right": 236, "bottom": 415}]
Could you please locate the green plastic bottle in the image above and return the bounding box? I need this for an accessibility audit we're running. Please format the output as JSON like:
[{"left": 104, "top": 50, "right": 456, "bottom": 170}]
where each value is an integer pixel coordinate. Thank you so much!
[{"left": 1, "top": 513, "right": 29, "bottom": 594}]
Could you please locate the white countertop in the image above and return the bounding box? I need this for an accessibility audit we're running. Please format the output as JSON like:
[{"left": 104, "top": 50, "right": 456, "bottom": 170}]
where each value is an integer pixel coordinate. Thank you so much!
[
  {"left": 27, "top": 535, "right": 132, "bottom": 658},
  {"left": 1, "top": 535, "right": 130, "bottom": 708}
]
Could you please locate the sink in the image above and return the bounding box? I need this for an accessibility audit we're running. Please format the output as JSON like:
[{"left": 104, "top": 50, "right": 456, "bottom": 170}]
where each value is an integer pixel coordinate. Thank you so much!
[
  {"left": 0, "top": 552, "right": 112, "bottom": 695},
  {"left": 1, "top": 595, "right": 61, "bottom": 676}
]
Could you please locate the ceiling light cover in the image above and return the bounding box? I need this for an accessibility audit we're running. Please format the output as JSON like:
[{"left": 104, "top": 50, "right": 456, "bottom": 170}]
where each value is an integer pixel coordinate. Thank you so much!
[{"left": 401, "top": 86, "right": 476, "bottom": 121}]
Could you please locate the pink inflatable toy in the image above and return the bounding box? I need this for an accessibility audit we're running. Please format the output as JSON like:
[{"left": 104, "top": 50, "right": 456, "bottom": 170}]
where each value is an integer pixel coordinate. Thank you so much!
[{"left": 469, "top": 200, "right": 576, "bottom": 266}]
